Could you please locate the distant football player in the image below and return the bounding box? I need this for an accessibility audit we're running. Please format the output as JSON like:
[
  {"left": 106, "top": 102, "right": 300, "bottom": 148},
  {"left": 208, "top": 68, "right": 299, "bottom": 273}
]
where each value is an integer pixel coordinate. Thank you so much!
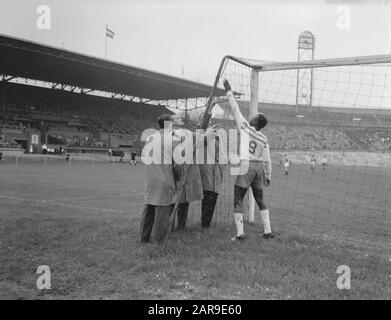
[
  {"left": 223, "top": 80, "right": 273, "bottom": 241},
  {"left": 310, "top": 154, "right": 316, "bottom": 172},
  {"left": 321, "top": 155, "right": 328, "bottom": 171},
  {"left": 283, "top": 158, "right": 290, "bottom": 176},
  {"left": 129, "top": 151, "right": 137, "bottom": 166}
]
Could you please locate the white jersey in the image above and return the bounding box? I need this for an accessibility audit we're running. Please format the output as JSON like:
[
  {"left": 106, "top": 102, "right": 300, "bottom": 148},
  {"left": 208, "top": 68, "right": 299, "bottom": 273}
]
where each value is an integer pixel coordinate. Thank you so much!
[
  {"left": 226, "top": 91, "right": 272, "bottom": 179},
  {"left": 239, "top": 122, "right": 269, "bottom": 163}
]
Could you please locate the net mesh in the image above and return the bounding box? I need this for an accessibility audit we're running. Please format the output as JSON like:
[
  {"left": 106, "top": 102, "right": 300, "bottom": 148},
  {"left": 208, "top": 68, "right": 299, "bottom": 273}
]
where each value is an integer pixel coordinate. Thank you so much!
[{"left": 183, "top": 56, "right": 391, "bottom": 249}]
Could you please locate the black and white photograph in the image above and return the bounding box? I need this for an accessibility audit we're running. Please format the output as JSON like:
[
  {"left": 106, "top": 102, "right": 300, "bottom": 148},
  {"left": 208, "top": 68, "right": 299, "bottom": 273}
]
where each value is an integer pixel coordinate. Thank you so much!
[{"left": 0, "top": 0, "right": 390, "bottom": 304}]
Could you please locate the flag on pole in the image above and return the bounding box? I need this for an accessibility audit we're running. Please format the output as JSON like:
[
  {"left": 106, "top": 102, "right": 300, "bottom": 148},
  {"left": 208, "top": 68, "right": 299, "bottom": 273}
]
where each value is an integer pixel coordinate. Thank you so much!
[{"left": 106, "top": 26, "right": 115, "bottom": 39}]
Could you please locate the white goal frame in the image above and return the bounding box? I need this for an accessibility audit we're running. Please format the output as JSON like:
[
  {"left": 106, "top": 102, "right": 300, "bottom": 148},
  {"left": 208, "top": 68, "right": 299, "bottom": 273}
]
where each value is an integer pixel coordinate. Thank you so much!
[{"left": 208, "top": 53, "right": 391, "bottom": 223}]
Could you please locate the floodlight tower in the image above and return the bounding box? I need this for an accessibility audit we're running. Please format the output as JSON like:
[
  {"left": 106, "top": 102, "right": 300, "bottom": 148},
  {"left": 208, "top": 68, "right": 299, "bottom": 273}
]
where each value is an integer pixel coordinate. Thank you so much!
[{"left": 296, "top": 31, "right": 315, "bottom": 112}]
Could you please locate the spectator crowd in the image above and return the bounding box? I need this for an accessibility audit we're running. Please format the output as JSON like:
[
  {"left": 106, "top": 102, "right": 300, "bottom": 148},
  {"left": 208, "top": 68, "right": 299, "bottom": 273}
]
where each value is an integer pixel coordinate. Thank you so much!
[{"left": 1, "top": 82, "right": 391, "bottom": 153}]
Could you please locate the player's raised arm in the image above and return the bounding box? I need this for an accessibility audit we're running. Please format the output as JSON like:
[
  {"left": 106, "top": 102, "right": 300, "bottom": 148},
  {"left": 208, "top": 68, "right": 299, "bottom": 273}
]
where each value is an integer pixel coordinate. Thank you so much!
[{"left": 223, "top": 79, "right": 248, "bottom": 130}]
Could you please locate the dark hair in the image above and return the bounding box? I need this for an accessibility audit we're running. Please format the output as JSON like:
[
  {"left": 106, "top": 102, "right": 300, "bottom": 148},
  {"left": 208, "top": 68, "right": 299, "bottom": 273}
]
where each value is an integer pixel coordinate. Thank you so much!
[
  {"left": 249, "top": 113, "right": 268, "bottom": 131},
  {"left": 157, "top": 114, "right": 173, "bottom": 129}
]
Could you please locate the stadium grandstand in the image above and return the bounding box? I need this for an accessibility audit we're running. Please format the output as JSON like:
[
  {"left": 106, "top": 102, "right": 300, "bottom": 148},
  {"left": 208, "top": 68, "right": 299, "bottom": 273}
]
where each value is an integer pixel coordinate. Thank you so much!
[
  {"left": 210, "top": 99, "right": 391, "bottom": 152},
  {"left": 0, "top": 34, "right": 223, "bottom": 156},
  {"left": 1, "top": 33, "right": 391, "bottom": 156},
  {"left": 246, "top": 102, "right": 391, "bottom": 152}
]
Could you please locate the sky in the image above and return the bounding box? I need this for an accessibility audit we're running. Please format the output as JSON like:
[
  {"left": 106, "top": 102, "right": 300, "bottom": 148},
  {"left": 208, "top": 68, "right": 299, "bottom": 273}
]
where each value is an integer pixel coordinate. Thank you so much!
[{"left": 1, "top": 0, "right": 391, "bottom": 85}]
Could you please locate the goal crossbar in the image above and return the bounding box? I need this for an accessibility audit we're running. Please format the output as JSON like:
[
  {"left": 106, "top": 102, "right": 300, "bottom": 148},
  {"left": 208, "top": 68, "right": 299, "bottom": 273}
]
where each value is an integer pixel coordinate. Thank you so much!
[{"left": 227, "top": 54, "right": 391, "bottom": 72}]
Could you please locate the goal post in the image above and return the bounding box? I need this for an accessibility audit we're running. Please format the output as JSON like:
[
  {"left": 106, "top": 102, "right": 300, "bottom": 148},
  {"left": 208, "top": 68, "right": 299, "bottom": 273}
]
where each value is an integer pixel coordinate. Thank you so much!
[{"left": 247, "top": 68, "right": 259, "bottom": 223}]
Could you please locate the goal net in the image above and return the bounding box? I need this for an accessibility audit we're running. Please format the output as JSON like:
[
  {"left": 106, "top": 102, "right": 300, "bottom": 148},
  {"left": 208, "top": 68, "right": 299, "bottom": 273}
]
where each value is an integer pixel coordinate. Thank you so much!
[{"left": 184, "top": 54, "right": 391, "bottom": 249}]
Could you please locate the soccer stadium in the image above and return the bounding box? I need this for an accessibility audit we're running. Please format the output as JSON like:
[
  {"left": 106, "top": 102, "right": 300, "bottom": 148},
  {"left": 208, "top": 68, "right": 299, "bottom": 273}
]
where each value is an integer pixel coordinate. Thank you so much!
[{"left": 1, "top": 1, "right": 390, "bottom": 301}]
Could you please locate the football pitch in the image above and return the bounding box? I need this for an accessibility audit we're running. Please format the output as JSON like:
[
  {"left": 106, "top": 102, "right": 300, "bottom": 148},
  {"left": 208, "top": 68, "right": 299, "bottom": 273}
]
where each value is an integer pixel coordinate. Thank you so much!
[{"left": 0, "top": 159, "right": 390, "bottom": 299}]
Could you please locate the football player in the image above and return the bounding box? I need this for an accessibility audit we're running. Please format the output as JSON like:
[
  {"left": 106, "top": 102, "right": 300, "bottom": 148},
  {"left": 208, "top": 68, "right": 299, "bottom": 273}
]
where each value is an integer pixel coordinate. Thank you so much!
[{"left": 223, "top": 80, "right": 273, "bottom": 241}]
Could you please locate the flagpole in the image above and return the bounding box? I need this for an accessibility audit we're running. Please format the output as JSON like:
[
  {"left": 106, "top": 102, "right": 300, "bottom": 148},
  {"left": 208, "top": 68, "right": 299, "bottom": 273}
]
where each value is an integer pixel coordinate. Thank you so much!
[{"left": 105, "top": 24, "right": 107, "bottom": 59}]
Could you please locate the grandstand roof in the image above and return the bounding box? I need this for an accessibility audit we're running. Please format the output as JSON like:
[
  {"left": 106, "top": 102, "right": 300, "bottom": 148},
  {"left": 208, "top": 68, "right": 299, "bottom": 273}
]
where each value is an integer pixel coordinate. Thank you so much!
[{"left": 0, "top": 34, "right": 224, "bottom": 100}]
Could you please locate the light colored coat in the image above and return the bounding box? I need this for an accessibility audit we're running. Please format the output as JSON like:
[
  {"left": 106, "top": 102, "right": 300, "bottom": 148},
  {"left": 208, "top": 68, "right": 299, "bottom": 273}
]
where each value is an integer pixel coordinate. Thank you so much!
[
  {"left": 198, "top": 129, "right": 226, "bottom": 194},
  {"left": 172, "top": 129, "right": 203, "bottom": 203},
  {"left": 144, "top": 130, "right": 177, "bottom": 206},
  {"left": 175, "top": 163, "right": 203, "bottom": 203}
]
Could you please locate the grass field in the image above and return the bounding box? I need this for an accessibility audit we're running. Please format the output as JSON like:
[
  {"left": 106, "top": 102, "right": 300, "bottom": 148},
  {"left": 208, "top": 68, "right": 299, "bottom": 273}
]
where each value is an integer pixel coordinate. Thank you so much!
[{"left": 0, "top": 157, "right": 390, "bottom": 299}]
